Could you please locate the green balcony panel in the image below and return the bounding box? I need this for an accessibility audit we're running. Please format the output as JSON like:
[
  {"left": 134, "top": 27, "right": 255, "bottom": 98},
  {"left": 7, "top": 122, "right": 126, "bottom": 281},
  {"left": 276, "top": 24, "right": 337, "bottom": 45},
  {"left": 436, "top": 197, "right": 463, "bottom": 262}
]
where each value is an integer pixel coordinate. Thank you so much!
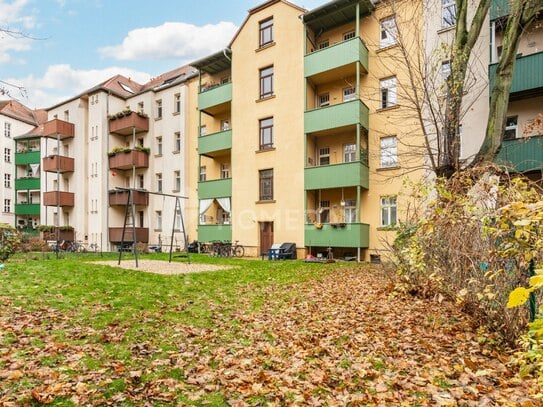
[
  {"left": 198, "top": 178, "right": 232, "bottom": 199},
  {"left": 15, "top": 151, "right": 40, "bottom": 165},
  {"left": 304, "top": 37, "right": 369, "bottom": 78},
  {"left": 305, "top": 100, "right": 369, "bottom": 134},
  {"left": 305, "top": 161, "right": 369, "bottom": 190},
  {"left": 198, "top": 82, "right": 232, "bottom": 111},
  {"left": 15, "top": 177, "right": 40, "bottom": 190},
  {"left": 199, "top": 129, "right": 232, "bottom": 156},
  {"left": 15, "top": 203, "right": 40, "bottom": 216},
  {"left": 305, "top": 223, "right": 369, "bottom": 248},
  {"left": 490, "top": 0, "right": 509, "bottom": 20},
  {"left": 495, "top": 136, "right": 543, "bottom": 173},
  {"left": 489, "top": 52, "right": 543, "bottom": 95},
  {"left": 198, "top": 224, "right": 232, "bottom": 242}
]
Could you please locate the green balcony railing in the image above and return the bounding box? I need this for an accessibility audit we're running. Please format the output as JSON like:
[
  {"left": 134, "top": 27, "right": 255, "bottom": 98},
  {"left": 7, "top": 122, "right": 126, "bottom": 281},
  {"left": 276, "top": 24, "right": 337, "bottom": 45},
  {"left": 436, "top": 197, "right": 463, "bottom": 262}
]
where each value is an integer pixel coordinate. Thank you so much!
[
  {"left": 490, "top": 0, "right": 510, "bottom": 20},
  {"left": 305, "top": 161, "right": 369, "bottom": 190},
  {"left": 198, "top": 224, "right": 232, "bottom": 242},
  {"left": 305, "top": 99, "right": 369, "bottom": 134},
  {"left": 198, "top": 178, "right": 232, "bottom": 199},
  {"left": 489, "top": 52, "right": 543, "bottom": 95},
  {"left": 304, "top": 37, "right": 369, "bottom": 78},
  {"left": 305, "top": 223, "right": 369, "bottom": 248},
  {"left": 199, "top": 129, "right": 232, "bottom": 156},
  {"left": 15, "top": 151, "right": 40, "bottom": 165},
  {"left": 495, "top": 135, "right": 543, "bottom": 173},
  {"left": 15, "top": 203, "right": 40, "bottom": 216},
  {"left": 15, "top": 177, "right": 40, "bottom": 190},
  {"left": 199, "top": 82, "right": 232, "bottom": 111}
]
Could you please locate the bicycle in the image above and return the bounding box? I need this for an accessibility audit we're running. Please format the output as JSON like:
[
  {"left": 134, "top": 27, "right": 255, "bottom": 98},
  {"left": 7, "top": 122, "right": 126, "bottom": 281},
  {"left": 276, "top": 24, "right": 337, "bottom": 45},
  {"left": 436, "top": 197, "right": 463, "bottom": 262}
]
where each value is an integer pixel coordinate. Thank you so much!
[{"left": 231, "top": 240, "right": 244, "bottom": 257}]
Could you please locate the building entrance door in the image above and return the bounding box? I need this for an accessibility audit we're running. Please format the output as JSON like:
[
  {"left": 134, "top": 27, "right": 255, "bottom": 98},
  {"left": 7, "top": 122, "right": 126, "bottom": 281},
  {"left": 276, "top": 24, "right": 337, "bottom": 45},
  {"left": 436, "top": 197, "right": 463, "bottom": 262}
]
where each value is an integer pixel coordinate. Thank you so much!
[{"left": 259, "top": 222, "right": 273, "bottom": 256}]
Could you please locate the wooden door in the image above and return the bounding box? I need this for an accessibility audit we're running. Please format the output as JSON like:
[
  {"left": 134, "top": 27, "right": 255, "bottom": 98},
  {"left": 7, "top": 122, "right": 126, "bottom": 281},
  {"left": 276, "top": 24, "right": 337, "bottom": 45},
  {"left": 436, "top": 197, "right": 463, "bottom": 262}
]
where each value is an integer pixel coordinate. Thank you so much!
[{"left": 259, "top": 222, "right": 274, "bottom": 256}]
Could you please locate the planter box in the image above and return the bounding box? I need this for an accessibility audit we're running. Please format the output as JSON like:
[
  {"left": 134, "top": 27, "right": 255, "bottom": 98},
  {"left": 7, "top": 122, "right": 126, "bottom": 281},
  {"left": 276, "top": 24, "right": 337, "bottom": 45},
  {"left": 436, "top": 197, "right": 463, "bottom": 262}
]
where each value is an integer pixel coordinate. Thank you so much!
[
  {"left": 109, "top": 227, "right": 149, "bottom": 243},
  {"left": 42, "top": 154, "right": 74, "bottom": 173},
  {"left": 109, "top": 112, "right": 149, "bottom": 136},
  {"left": 43, "top": 191, "right": 75, "bottom": 207},
  {"left": 42, "top": 228, "right": 75, "bottom": 241},
  {"left": 109, "top": 150, "right": 149, "bottom": 170},
  {"left": 109, "top": 190, "right": 149, "bottom": 206}
]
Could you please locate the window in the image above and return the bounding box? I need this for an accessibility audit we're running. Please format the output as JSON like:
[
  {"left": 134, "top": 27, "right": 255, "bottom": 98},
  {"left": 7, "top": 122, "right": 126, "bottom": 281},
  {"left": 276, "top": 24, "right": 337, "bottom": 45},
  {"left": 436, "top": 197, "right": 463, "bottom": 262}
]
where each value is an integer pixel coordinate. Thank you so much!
[
  {"left": 174, "top": 170, "right": 181, "bottom": 191},
  {"left": 138, "top": 174, "right": 144, "bottom": 189},
  {"left": 4, "top": 148, "right": 10, "bottom": 162},
  {"left": 175, "top": 209, "right": 182, "bottom": 230},
  {"left": 200, "top": 125, "right": 207, "bottom": 136},
  {"left": 156, "top": 136, "right": 163, "bottom": 156},
  {"left": 319, "top": 147, "right": 330, "bottom": 166},
  {"left": 505, "top": 116, "right": 518, "bottom": 140},
  {"left": 137, "top": 137, "right": 144, "bottom": 147},
  {"left": 343, "top": 87, "right": 356, "bottom": 102},
  {"left": 380, "top": 136, "right": 398, "bottom": 168},
  {"left": 381, "top": 196, "right": 397, "bottom": 227},
  {"left": 138, "top": 101, "right": 144, "bottom": 114},
  {"left": 221, "top": 163, "right": 230, "bottom": 179},
  {"left": 174, "top": 132, "right": 181, "bottom": 152},
  {"left": 380, "top": 77, "right": 397, "bottom": 109},
  {"left": 318, "top": 200, "right": 330, "bottom": 223},
  {"left": 259, "top": 17, "right": 273, "bottom": 47},
  {"left": 156, "top": 211, "right": 162, "bottom": 230},
  {"left": 344, "top": 144, "right": 356, "bottom": 163},
  {"left": 380, "top": 16, "right": 397, "bottom": 48},
  {"left": 64, "top": 110, "right": 69, "bottom": 121},
  {"left": 174, "top": 94, "right": 181, "bottom": 114},
  {"left": 156, "top": 99, "right": 162, "bottom": 119},
  {"left": 4, "top": 174, "right": 11, "bottom": 188},
  {"left": 259, "top": 66, "right": 274, "bottom": 98},
  {"left": 344, "top": 200, "right": 357, "bottom": 223},
  {"left": 156, "top": 173, "right": 162, "bottom": 193},
  {"left": 442, "top": 0, "right": 456, "bottom": 28},
  {"left": 4, "top": 199, "right": 10, "bottom": 213},
  {"left": 343, "top": 31, "right": 356, "bottom": 40},
  {"left": 442, "top": 61, "right": 451, "bottom": 80},
  {"left": 318, "top": 93, "right": 330, "bottom": 107},
  {"left": 259, "top": 169, "right": 273, "bottom": 201},
  {"left": 4, "top": 122, "right": 10, "bottom": 138},
  {"left": 259, "top": 117, "right": 273, "bottom": 149},
  {"left": 199, "top": 166, "right": 207, "bottom": 182},
  {"left": 221, "top": 119, "right": 230, "bottom": 131},
  {"left": 318, "top": 40, "right": 329, "bottom": 49}
]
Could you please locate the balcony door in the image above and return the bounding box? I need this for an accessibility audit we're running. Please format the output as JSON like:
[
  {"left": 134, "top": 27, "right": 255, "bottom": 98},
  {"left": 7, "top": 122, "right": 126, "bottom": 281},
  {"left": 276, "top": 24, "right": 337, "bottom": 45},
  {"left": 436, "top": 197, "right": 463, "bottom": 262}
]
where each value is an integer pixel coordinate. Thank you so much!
[{"left": 259, "top": 222, "right": 273, "bottom": 256}]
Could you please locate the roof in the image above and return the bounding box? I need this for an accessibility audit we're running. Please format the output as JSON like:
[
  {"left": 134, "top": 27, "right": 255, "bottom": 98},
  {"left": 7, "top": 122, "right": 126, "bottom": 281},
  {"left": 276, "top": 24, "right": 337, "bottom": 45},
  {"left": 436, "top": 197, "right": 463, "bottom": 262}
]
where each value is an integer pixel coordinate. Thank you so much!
[
  {"left": 0, "top": 99, "right": 46, "bottom": 127},
  {"left": 191, "top": 49, "right": 232, "bottom": 75},
  {"left": 302, "top": 0, "right": 375, "bottom": 33},
  {"left": 142, "top": 65, "right": 199, "bottom": 92}
]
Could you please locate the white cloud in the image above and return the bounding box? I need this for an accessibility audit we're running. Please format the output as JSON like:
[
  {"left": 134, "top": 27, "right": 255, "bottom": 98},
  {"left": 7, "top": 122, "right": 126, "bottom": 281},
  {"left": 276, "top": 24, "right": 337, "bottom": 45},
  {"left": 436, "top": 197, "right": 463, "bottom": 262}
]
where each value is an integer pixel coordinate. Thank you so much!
[
  {"left": 5, "top": 64, "right": 151, "bottom": 108},
  {"left": 99, "top": 21, "right": 238, "bottom": 62},
  {"left": 0, "top": 0, "right": 36, "bottom": 29}
]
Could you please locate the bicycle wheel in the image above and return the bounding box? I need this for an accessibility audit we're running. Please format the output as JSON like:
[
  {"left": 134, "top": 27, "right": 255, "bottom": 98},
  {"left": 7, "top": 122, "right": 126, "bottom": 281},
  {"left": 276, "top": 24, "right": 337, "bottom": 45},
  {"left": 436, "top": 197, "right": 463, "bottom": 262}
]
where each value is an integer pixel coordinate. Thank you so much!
[{"left": 233, "top": 245, "right": 244, "bottom": 257}]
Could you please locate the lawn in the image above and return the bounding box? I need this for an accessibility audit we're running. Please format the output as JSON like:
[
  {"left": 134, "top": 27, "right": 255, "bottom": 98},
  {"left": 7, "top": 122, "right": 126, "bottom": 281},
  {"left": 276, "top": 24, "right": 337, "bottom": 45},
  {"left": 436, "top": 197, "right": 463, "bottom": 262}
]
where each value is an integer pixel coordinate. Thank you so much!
[{"left": 0, "top": 254, "right": 539, "bottom": 405}]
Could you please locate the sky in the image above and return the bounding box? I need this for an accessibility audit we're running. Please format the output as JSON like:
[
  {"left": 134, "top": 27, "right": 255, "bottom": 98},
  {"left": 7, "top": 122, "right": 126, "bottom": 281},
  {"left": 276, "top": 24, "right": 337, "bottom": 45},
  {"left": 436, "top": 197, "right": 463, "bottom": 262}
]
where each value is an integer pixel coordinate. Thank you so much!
[{"left": 0, "top": 0, "right": 323, "bottom": 109}]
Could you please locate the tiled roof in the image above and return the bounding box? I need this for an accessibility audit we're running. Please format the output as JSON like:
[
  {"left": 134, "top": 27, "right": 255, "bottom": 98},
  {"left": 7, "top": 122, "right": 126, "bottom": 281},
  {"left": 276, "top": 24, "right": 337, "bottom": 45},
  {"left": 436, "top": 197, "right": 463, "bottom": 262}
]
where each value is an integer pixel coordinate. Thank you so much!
[{"left": 0, "top": 99, "right": 46, "bottom": 126}]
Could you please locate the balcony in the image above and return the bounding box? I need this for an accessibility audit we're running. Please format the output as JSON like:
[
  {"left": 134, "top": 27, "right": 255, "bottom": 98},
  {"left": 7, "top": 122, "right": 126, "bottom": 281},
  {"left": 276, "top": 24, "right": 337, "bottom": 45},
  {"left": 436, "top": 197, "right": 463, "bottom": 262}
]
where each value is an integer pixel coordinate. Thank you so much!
[
  {"left": 199, "top": 129, "right": 232, "bottom": 157},
  {"left": 109, "top": 111, "right": 149, "bottom": 136},
  {"left": 490, "top": 0, "right": 509, "bottom": 20},
  {"left": 109, "top": 189, "right": 149, "bottom": 206},
  {"left": 198, "top": 224, "right": 232, "bottom": 242},
  {"left": 305, "top": 161, "right": 369, "bottom": 190},
  {"left": 15, "top": 150, "right": 40, "bottom": 165},
  {"left": 108, "top": 149, "right": 149, "bottom": 170},
  {"left": 198, "top": 178, "right": 232, "bottom": 199},
  {"left": 304, "top": 37, "right": 368, "bottom": 83},
  {"left": 39, "top": 119, "right": 75, "bottom": 139},
  {"left": 42, "top": 155, "right": 74, "bottom": 173},
  {"left": 199, "top": 82, "right": 232, "bottom": 115},
  {"left": 305, "top": 100, "right": 369, "bottom": 134},
  {"left": 43, "top": 191, "right": 74, "bottom": 207},
  {"left": 305, "top": 223, "right": 369, "bottom": 248},
  {"left": 15, "top": 177, "right": 40, "bottom": 190},
  {"left": 489, "top": 52, "right": 543, "bottom": 98},
  {"left": 109, "top": 227, "right": 149, "bottom": 243},
  {"left": 495, "top": 135, "right": 543, "bottom": 173},
  {"left": 42, "top": 228, "right": 75, "bottom": 241},
  {"left": 15, "top": 203, "right": 40, "bottom": 216}
]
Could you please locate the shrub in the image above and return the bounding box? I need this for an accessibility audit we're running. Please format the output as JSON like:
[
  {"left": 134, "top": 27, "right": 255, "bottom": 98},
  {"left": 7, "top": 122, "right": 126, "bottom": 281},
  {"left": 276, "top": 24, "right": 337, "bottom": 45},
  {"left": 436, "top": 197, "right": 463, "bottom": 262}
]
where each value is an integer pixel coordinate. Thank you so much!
[{"left": 0, "top": 224, "right": 21, "bottom": 261}]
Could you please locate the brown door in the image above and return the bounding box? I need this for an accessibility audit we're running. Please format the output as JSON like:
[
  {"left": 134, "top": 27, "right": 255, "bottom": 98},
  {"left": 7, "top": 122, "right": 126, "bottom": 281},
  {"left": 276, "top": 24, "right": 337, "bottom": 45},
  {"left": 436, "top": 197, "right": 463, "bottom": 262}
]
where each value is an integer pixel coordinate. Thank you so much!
[{"left": 259, "top": 222, "right": 273, "bottom": 256}]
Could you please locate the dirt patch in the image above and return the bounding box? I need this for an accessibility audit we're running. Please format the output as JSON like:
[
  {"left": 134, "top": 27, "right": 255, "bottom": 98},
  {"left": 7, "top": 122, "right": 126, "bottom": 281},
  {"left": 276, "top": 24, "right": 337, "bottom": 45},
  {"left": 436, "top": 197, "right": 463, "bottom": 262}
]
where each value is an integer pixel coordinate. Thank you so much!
[{"left": 92, "top": 259, "right": 233, "bottom": 275}]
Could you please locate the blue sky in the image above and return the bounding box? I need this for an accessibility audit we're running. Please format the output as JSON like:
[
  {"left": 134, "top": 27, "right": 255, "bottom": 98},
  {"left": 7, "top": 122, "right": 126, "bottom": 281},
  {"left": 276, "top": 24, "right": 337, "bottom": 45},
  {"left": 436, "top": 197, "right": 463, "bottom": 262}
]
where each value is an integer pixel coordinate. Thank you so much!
[{"left": 0, "top": 0, "right": 322, "bottom": 109}]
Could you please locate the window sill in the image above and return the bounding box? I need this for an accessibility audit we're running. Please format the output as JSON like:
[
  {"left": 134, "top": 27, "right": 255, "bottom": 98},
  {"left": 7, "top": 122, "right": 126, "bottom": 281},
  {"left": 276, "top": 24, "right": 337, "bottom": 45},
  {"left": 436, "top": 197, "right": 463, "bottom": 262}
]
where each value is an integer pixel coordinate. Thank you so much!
[
  {"left": 172, "top": 189, "right": 180, "bottom": 193},
  {"left": 376, "top": 43, "right": 399, "bottom": 53},
  {"left": 155, "top": 117, "right": 163, "bottom": 121},
  {"left": 154, "top": 229, "right": 162, "bottom": 232},
  {"left": 256, "top": 41, "right": 276, "bottom": 52},
  {"left": 172, "top": 112, "right": 180, "bottom": 116},
  {"left": 256, "top": 147, "right": 275, "bottom": 154},
  {"left": 256, "top": 95, "right": 276, "bottom": 103},
  {"left": 377, "top": 226, "right": 398, "bottom": 231},
  {"left": 376, "top": 105, "right": 400, "bottom": 113},
  {"left": 437, "top": 25, "right": 455, "bottom": 35},
  {"left": 154, "top": 154, "right": 162, "bottom": 158},
  {"left": 172, "top": 151, "right": 180, "bottom": 155},
  {"left": 256, "top": 200, "right": 276, "bottom": 204},
  {"left": 376, "top": 165, "right": 400, "bottom": 172}
]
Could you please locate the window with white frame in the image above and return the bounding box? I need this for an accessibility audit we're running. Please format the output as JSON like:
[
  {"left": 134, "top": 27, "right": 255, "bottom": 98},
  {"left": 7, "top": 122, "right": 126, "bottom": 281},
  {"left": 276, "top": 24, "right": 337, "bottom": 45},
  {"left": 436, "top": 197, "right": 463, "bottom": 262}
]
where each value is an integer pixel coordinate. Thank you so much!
[
  {"left": 319, "top": 147, "right": 330, "bottom": 165},
  {"left": 318, "top": 200, "right": 330, "bottom": 223},
  {"left": 156, "top": 99, "right": 162, "bottom": 119},
  {"left": 138, "top": 174, "right": 144, "bottom": 189},
  {"left": 174, "top": 132, "right": 181, "bottom": 152},
  {"left": 64, "top": 110, "right": 69, "bottom": 122},
  {"left": 199, "top": 166, "right": 207, "bottom": 182},
  {"left": 381, "top": 196, "right": 397, "bottom": 227},
  {"left": 4, "top": 199, "right": 10, "bottom": 213},
  {"left": 380, "top": 136, "right": 398, "bottom": 168},
  {"left": 200, "top": 125, "right": 207, "bottom": 136},
  {"left": 442, "top": 60, "right": 451, "bottom": 80},
  {"left": 380, "top": 77, "right": 397, "bottom": 109},
  {"left": 175, "top": 209, "right": 182, "bottom": 230},
  {"left": 4, "top": 122, "right": 11, "bottom": 138},
  {"left": 156, "top": 211, "right": 162, "bottom": 230},
  {"left": 380, "top": 16, "right": 397, "bottom": 48},
  {"left": 344, "top": 144, "right": 356, "bottom": 163},
  {"left": 505, "top": 116, "right": 518, "bottom": 140},
  {"left": 318, "top": 40, "right": 329, "bottom": 49},
  {"left": 343, "top": 87, "right": 356, "bottom": 102},
  {"left": 156, "top": 173, "right": 162, "bottom": 192},
  {"left": 221, "top": 163, "right": 230, "bottom": 179},
  {"left": 343, "top": 30, "right": 356, "bottom": 40},
  {"left": 138, "top": 101, "right": 144, "bottom": 114},
  {"left": 344, "top": 199, "right": 356, "bottom": 223},
  {"left": 156, "top": 136, "right": 163, "bottom": 155},
  {"left": 442, "top": 0, "right": 456, "bottom": 28},
  {"left": 4, "top": 173, "right": 11, "bottom": 188},
  {"left": 174, "top": 170, "right": 181, "bottom": 191},
  {"left": 259, "top": 17, "right": 273, "bottom": 47},
  {"left": 174, "top": 94, "right": 181, "bottom": 114},
  {"left": 318, "top": 93, "right": 330, "bottom": 107},
  {"left": 220, "top": 119, "right": 230, "bottom": 131},
  {"left": 4, "top": 148, "right": 10, "bottom": 162}
]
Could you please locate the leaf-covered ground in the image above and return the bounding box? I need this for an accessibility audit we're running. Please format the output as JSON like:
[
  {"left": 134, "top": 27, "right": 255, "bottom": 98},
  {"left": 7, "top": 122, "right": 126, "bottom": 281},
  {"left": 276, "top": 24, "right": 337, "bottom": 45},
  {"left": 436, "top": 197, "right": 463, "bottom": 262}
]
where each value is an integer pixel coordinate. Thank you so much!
[{"left": 0, "top": 258, "right": 540, "bottom": 405}]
